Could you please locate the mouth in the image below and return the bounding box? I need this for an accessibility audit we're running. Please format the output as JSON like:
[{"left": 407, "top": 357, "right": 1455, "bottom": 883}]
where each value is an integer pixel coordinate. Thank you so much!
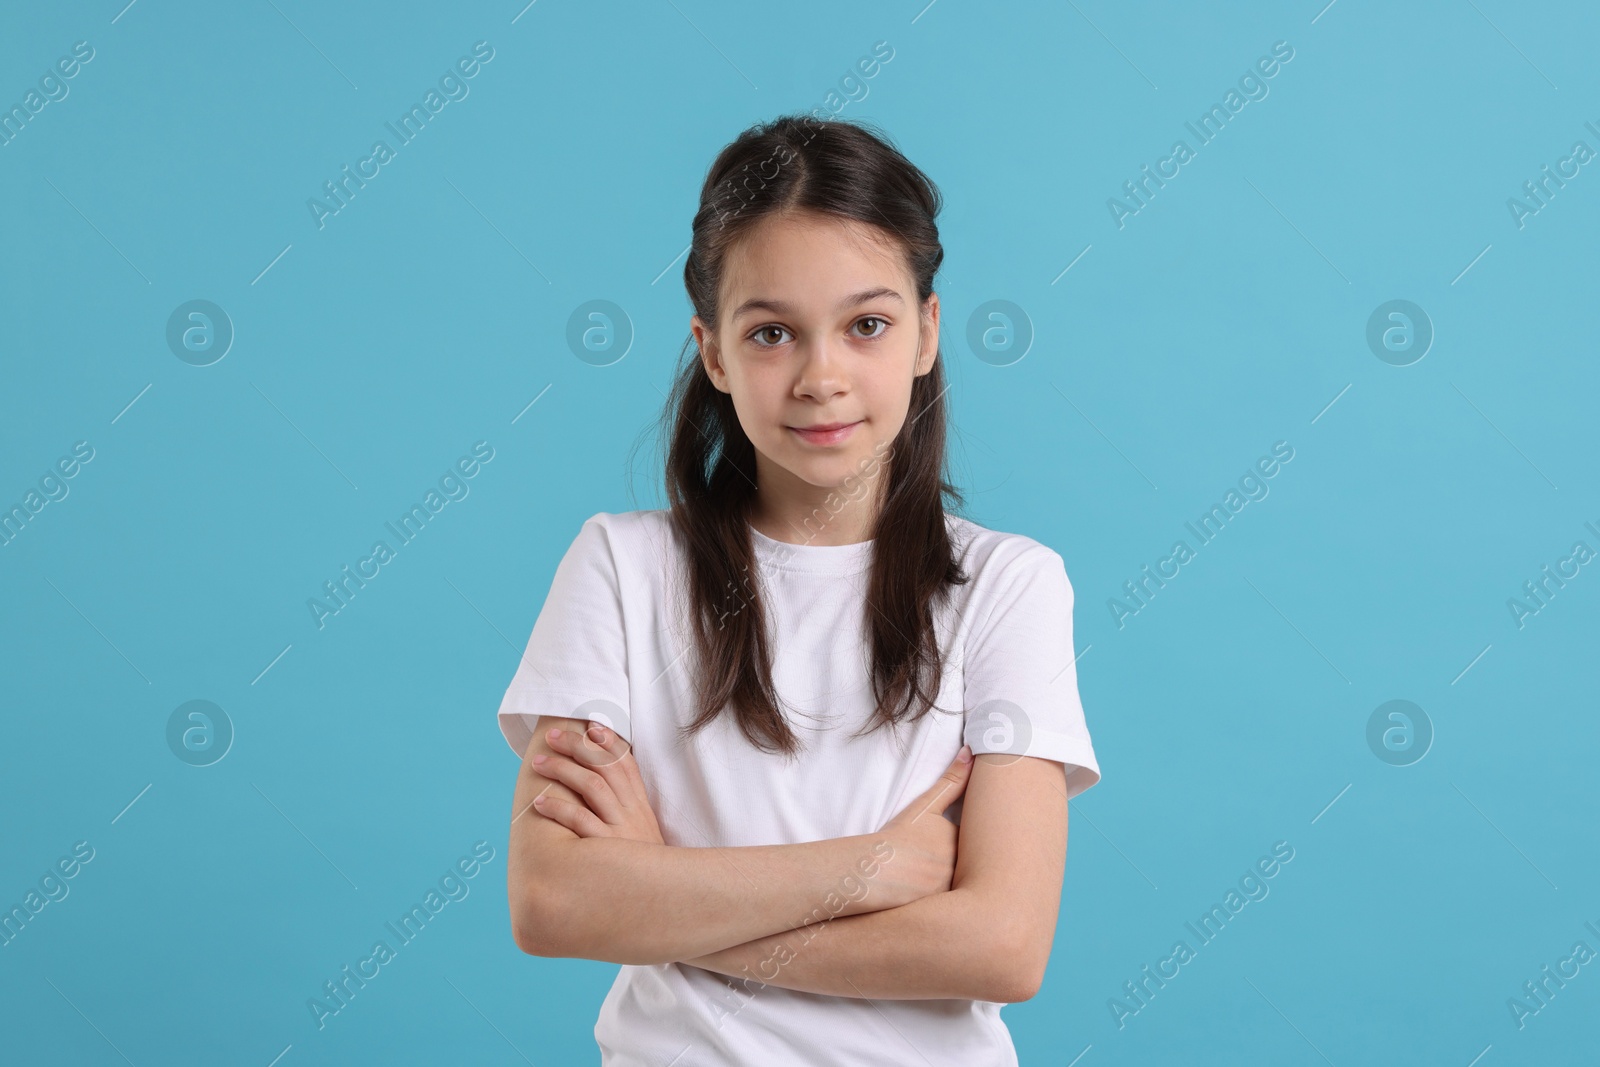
[{"left": 787, "top": 420, "right": 861, "bottom": 446}]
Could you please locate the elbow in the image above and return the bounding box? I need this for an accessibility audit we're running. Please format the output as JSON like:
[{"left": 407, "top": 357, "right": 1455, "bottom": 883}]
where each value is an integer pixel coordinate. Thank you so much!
[
  {"left": 992, "top": 962, "right": 1045, "bottom": 1004},
  {"left": 986, "top": 933, "right": 1048, "bottom": 1004},
  {"left": 511, "top": 916, "right": 553, "bottom": 958},
  {"left": 511, "top": 879, "right": 573, "bottom": 958},
  {"left": 954, "top": 889, "right": 1051, "bottom": 1002},
  {"left": 511, "top": 875, "right": 664, "bottom": 965}
]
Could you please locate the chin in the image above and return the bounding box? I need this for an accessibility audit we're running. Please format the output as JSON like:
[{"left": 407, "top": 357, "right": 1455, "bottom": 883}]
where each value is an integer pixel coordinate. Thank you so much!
[{"left": 791, "top": 454, "right": 871, "bottom": 491}]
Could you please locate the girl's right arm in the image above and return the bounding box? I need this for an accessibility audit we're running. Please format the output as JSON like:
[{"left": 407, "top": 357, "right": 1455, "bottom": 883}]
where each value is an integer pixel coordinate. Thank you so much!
[{"left": 507, "top": 715, "right": 969, "bottom": 966}]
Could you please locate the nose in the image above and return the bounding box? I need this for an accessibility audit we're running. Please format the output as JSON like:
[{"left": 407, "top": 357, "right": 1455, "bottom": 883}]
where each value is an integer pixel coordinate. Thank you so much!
[{"left": 793, "top": 335, "right": 847, "bottom": 402}]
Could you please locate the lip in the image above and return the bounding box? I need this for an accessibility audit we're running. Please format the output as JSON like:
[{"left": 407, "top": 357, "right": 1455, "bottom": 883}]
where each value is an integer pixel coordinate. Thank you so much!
[{"left": 788, "top": 420, "right": 861, "bottom": 446}]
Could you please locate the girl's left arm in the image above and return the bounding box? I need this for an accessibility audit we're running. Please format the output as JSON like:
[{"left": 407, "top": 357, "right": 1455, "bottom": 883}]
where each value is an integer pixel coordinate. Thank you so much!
[{"left": 678, "top": 752, "right": 1069, "bottom": 1003}]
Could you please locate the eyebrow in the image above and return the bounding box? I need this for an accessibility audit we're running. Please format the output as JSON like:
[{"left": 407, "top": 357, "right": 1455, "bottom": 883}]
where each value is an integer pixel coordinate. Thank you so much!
[{"left": 730, "top": 286, "right": 906, "bottom": 320}]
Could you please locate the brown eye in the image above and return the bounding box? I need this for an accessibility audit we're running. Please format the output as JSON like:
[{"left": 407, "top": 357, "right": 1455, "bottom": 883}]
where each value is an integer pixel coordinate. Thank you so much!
[
  {"left": 751, "top": 325, "right": 791, "bottom": 347},
  {"left": 855, "top": 316, "right": 887, "bottom": 338}
]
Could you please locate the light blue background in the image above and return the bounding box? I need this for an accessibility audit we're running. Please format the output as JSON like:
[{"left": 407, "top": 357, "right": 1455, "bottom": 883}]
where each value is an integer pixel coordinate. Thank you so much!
[{"left": 2, "top": 1, "right": 1596, "bottom": 1064}]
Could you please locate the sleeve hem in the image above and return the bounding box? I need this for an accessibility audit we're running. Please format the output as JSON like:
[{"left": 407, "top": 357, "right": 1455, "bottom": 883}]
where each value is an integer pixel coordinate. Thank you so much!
[
  {"left": 970, "top": 729, "right": 1101, "bottom": 801},
  {"left": 497, "top": 689, "right": 633, "bottom": 758}
]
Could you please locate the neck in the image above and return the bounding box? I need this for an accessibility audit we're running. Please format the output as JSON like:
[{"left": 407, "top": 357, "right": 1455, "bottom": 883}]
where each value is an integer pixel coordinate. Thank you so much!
[{"left": 748, "top": 455, "right": 886, "bottom": 546}]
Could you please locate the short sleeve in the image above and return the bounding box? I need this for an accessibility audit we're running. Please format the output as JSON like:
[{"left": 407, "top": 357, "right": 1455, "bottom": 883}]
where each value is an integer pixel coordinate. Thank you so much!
[
  {"left": 496, "top": 514, "right": 633, "bottom": 759},
  {"left": 961, "top": 545, "right": 1101, "bottom": 800}
]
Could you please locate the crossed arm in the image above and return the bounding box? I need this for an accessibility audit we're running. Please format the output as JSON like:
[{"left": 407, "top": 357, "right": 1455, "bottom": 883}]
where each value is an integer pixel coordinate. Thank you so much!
[{"left": 506, "top": 715, "right": 1070, "bottom": 1003}]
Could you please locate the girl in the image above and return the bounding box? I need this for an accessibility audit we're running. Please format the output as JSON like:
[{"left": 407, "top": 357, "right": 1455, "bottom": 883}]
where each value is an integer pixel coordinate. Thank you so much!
[{"left": 499, "top": 114, "right": 1101, "bottom": 1066}]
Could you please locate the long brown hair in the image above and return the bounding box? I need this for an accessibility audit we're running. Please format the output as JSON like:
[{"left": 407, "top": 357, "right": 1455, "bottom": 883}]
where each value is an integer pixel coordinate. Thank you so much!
[{"left": 656, "top": 113, "right": 968, "bottom": 758}]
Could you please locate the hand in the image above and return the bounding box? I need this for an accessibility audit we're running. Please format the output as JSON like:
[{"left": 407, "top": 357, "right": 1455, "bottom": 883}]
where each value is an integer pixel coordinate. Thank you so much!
[
  {"left": 872, "top": 745, "right": 974, "bottom": 907},
  {"left": 529, "top": 725, "right": 666, "bottom": 845}
]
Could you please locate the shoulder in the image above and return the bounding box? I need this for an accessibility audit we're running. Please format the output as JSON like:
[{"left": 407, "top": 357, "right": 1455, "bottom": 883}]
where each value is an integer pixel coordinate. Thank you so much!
[
  {"left": 567, "top": 509, "right": 676, "bottom": 567},
  {"left": 946, "top": 512, "right": 1069, "bottom": 585},
  {"left": 946, "top": 515, "right": 1081, "bottom": 652},
  {"left": 570, "top": 509, "right": 663, "bottom": 538}
]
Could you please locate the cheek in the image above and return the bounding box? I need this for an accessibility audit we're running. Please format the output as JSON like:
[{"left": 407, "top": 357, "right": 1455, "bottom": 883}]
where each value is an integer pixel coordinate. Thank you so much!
[
  {"left": 731, "top": 368, "right": 779, "bottom": 412},
  {"left": 865, "top": 366, "right": 915, "bottom": 413},
  {"left": 727, "top": 371, "right": 785, "bottom": 437}
]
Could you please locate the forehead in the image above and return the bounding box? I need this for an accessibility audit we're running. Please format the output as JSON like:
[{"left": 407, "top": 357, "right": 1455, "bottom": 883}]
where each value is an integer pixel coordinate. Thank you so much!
[{"left": 720, "top": 210, "right": 911, "bottom": 313}]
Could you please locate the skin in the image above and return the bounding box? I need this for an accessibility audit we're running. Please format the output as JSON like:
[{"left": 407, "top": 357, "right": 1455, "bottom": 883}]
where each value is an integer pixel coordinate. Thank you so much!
[
  {"left": 692, "top": 208, "right": 939, "bottom": 546},
  {"left": 509, "top": 718, "right": 978, "bottom": 970},
  {"left": 511, "top": 208, "right": 1072, "bottom": 1003}
]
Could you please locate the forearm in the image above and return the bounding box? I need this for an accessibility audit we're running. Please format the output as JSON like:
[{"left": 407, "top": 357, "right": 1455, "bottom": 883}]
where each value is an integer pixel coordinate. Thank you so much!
[
  {"left": 523, "top": 836, "right": 893, "bottom": 964},
  {"left": 679, "top": 886, "right": 1025, "bottom": 1003},
  {"left": 512, "top": 756, "right": 900, "bottom": 964}
]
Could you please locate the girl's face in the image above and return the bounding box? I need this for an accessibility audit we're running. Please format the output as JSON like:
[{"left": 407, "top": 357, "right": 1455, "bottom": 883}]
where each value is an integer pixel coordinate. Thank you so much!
[{"left": 692, "top": 209, "right": 939, "bottom": 505}]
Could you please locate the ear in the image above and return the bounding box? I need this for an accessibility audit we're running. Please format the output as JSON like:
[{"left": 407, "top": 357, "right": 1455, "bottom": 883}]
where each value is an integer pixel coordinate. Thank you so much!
[
  {"left": 691, "top": 316, "right": 730, "bottom": 392},
  {"left": 914, "top": 293, "right": 940, "bottom": 377}
]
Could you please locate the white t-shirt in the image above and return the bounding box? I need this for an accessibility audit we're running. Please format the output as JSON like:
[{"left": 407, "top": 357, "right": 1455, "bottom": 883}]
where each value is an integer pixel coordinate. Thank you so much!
[{"left": 497, "top": 509, "right": 1101, "bottom": 1067}]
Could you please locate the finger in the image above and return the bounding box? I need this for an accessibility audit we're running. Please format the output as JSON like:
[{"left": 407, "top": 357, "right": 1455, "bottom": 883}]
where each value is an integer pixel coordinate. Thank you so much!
[
  {"left": 949, "top": 745, "right": 975, "bottom": 786},
  {"left": 583, "top": 724, "right": 652, "bottom": 803},
  {"left": 530, "top": 751, "right": 614, "bottom": 810},
  {"left": 546, "top": 729, "right": 631, "bottom": 815},
  {"left": 556, "top": 724, "right": 644, "bottom": 811},
  {"left": 530, "top": 790, "right": 612, "bottom": 838},
  {"left": 915, "top": 746, "right": 975, "bottom": 815},
  {"left": 577, "top": 723, "right": 632, "bottom": 769},
  {"left": 531, "top": 750, "right": 622, "bottom": 823},
  {"left": 548, "top": 726, "right": 627, "bottom": 771}
]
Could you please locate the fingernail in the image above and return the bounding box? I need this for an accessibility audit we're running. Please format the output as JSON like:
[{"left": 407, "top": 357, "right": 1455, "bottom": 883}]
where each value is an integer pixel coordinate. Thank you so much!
[
  {"left": 547, "top": 728, "right": 561, "bottom": 741},
  {"left": 957, "top": 744, "right": 972, "bottom": 763},
  {"left": 533, "top": 795, "right": 546, "bottom": 806},
  {"left": 588, "top": 725, "right": 606, "bottom": 742},
  {"left": 532, "top": 754, "right": 546, "bottom": 765}
]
